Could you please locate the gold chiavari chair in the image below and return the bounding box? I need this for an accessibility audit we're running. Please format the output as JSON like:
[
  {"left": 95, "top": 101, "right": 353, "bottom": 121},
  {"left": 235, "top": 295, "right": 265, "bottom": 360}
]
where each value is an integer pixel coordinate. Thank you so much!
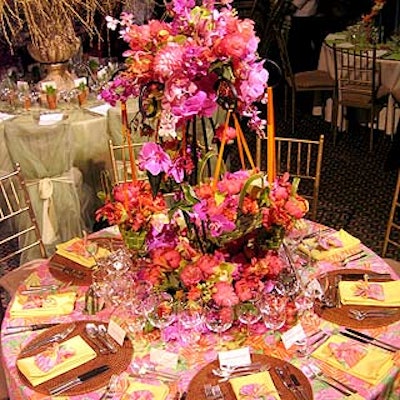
[
  {"left": 108, "top": 139, "right": 149, "bottom": 185},
  {"left": 256, "top": 135, "right": 324, "bottom": 221},
  {"left": 382, "top": 170, "right": 400, "bottom": 259}
]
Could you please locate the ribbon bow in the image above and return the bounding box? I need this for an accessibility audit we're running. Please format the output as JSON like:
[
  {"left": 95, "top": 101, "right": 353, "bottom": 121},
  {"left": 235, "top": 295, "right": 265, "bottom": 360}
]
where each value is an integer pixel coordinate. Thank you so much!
[
  {"left": 353, "top": 282, "right": 384, "bottom": 301},
  {"left": 130, "top": 390, "right": 154, "bottom": 400},
  {"left": 328, "top": 341, "right": 367, "bottom": 368},
  {"left": 317, "top": 235, "right": 343, "bottom": 250},
  {"left": 239, "top": 384, "right": 277, "bottom": 400}
]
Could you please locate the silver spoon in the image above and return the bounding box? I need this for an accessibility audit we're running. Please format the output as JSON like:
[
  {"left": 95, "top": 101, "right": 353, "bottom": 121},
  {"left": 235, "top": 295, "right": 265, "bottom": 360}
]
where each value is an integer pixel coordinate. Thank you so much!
[{"left": 85, "top": 323, "right": 109, "bottom": 354}]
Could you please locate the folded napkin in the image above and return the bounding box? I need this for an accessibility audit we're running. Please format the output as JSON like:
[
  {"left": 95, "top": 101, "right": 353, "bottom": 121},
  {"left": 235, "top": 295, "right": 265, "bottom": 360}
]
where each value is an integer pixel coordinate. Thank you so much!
[
  {"left": 10, "top": 291, "right": 76, "bottom": 317},
  {"left": 339, "top": 280, "right": 400, "bottom": 306},
  {"left": 17, "top": 335, "right": 97, "bottom": 386},
  {"left": 38, "top": 113, "right": 64, "bottom": 126},
  {"left": 125, "top": 380, "right": 169, "bottom": 400},
  {"left": 86, "top": 103, "right": 112, "bottom": 116},
  {"left": 312, "top": 335, "right": 394, "bottom": 386},
  {"left": 55, "top": 237, "right": 110, "bottom": 268},
  {"left": 383, "top": 53, "right": 400, "bottom": 60},
  {"left": 230, "top": 371, "right": 281, "bottom": 400},
  {"left": 0, "top": 112, "right": 15, "bottom": 121},
  {"left": 298, "top": 229, "right": 360, "bottom": 260},
  {"left": 325, "top": 33, "right": 347, "bottom": 42}
]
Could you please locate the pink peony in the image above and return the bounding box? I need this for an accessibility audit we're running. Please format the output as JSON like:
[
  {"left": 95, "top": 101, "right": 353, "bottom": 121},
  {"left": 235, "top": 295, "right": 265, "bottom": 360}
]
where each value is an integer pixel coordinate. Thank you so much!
[{"left": 212, "top": 281, "right": 239, "bottom": 306}]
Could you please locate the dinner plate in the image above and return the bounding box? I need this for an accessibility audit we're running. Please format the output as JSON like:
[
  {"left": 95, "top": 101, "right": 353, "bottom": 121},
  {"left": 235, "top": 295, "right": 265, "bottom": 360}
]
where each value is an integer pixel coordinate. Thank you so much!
[
  {"left": 16, "top": 320, "right": 133, "bottom": 396},
  {"left": 186, "top": 354, "right": 313, "bottom": 400},
  {"left": 315, "top": 269, "right": 400, "bottom": 328}
]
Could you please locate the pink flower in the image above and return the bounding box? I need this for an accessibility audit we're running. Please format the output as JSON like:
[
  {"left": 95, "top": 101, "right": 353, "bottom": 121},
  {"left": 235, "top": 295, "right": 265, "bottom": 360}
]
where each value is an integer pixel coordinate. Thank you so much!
[
  {"left": 212, "top": 282, "right": 239, "bottom": 306},
  {"left": 214, "top": 125, "right": 237, "bottom": 144},
  {"left": 180, "top": 264, "right": 204, "bottom": 287},
  {"left": 139, "top": 142, "right": 172, "bottom": 176}
]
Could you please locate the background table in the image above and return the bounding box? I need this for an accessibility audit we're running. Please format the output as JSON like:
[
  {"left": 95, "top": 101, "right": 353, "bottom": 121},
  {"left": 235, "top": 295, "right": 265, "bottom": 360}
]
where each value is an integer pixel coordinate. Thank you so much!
[
  {"left": 1, "top": 225, "right": 400, "bottom": 399},
  {"left": 315, "top": 38, "right": 400, "bottom": 136}
]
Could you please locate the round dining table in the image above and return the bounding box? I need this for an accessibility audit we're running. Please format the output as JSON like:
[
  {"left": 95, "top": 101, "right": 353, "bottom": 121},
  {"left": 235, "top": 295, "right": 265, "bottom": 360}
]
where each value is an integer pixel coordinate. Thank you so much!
[
  {"left": 315, "top": 32, "right": 400, "bottom": 136},
  {"left": 1, "top": 223, "right": 400, "bottom": 399}
]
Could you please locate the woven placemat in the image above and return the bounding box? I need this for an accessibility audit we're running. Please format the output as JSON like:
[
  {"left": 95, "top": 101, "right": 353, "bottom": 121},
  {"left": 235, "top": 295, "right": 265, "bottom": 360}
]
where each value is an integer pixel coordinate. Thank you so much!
[
  {"left": 49, "top": 253, "right": 93, "bottom": 286},
  {"left": 315, "top": 269, "right": 400, "bottom": 328},
  {"left": 186, "top": 354, "right": 313, "bottom": 400},
  {"left": 17, "top": 320, "right": 133, "bottom": 396}
]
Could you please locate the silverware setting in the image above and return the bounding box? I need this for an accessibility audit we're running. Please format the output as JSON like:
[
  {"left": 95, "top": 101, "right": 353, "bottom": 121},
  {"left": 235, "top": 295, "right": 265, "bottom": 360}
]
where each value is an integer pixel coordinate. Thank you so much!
[
  {"left": 339, "top": 331, "right": 397, "bottom": 352},
  {"left": 84, "top": 323, "right": 117, "bottom": 354},
  {"left": 304, "top": 363, "right": 356, "bottom": 396},
  {"left": 344, "top": 328, "right": 400, "bottom": 352},
  {"left": 20, "top": 323, "right": 76, "bottom": 355},
  {"left": 99, "top": 374, "right": 119, "bottom": 400},
  {"left": 4, "top": 323, "right": 59, "bottom": 335},
  {"left": 348, "top": 309, "right": 399, "bottom": 320},
  {"left": 204, "top": 383, "right": 224, "bottom": 400},
  {"left": 212, "top": 362, "right": 263, "bottom": 378},
  {"left": 341, "top": 251, "right": 368, "bottom": 266},
  {"left": 130, "top": 363, "right": 179, "bottom": 382},
  {"left": 216, "top": 364, "right": 270, "bottom": 383},
  {"left": 274, "top": 366, "right": 305, "bottom": 400},
  {"left": 19, "top": 284, "right": 60, "bottom": 295}
]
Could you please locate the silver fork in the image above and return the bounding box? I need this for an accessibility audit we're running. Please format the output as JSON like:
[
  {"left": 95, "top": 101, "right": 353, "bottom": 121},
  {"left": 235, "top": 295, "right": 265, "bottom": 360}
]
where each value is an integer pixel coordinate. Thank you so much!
[
  {"left": 306, "top": 364, "right": 356, "bottom": 396},
  {"left": 20, "top": 323, "right": 76, "bottom": 354},
  {"left": 348, "top": 309, "right": 398, "bottom": 320},
  {"left": 100, "top": 374, "right": 119, "bottom": 400}
]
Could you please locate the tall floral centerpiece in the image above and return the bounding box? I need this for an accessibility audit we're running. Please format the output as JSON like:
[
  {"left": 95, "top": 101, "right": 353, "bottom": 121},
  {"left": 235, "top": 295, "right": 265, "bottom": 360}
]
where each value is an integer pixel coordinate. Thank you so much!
[{"left": 96, "top": 0, "right": 309, "bottom": 309}]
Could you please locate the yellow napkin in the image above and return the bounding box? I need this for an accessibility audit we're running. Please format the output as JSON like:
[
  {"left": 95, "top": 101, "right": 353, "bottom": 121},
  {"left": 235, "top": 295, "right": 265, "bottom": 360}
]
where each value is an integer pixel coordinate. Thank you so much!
[
  {"left": 230, "top": 371, "right": 281, "bottom": 400},
  {"left": 55, "top": 237, "right": 110, "bottom": 268},
  {"left": 298, "top": 229, "right": 360, "bottom": 261},
  {"left": 17, "top": 335, "right": 97, "bottom": 386},
  {"left": 312, "top": 335, "right": 394, "bottom": 386},
  {"left": 339, "top": 280, "right": 400, "bottom": 307},
  {"left": 124, "top": 380, "right": 169, "bottom": 400},
  {"left": 10, "top": 292, "right": 76, "bottom": 317}
]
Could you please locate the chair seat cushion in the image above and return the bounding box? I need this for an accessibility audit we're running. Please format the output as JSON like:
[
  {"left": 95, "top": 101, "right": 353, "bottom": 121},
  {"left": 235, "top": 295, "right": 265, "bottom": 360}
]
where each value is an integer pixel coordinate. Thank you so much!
[{"left": 294, "top": 70, "right": 335, "bottom": 89}]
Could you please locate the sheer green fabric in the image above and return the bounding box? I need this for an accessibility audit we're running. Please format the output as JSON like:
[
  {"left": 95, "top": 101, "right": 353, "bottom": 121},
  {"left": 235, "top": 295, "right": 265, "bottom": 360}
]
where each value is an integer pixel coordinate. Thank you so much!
[{"left": 4, "top": 119, "right": 83, "bottom": 260}]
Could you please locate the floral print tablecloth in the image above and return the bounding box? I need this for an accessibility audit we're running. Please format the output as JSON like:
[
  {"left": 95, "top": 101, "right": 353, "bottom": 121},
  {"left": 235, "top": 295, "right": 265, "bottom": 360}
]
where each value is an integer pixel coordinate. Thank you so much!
[{"left": 2, "top": 234, "right": 400, "bottom": 399}]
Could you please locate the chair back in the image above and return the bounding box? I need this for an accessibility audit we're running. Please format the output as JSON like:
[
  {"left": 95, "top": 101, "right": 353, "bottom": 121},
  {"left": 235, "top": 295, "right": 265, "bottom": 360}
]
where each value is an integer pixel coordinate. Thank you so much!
[
  {"left": 4, "top": 119, "right": 83, "bottom": 252},
  {"left": 333, "top": 44, "right": 380, "bottom": 108},
  {"left": 382, "top": 170, "right": 400, "bottom": 258},
  {"left": 108, "top": 139, "right": 149, "bottom": 185},
  {"left": 256, "top": 135, "right": 324, "bottom": 221},
  {"left": 0, "top": 164, "right": 46, "bottom": 265}
]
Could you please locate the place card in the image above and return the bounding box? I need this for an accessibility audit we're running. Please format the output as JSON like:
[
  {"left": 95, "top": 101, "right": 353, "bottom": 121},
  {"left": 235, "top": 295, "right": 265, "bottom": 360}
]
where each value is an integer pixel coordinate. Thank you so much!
[
  {"left": 38, "top": 113, "right": 64, "bottom": 125},
  {"left": 41, "top": 81, "right": 57, "bottom": 92},
  {"left": 107, "top": 319, "right": 126, "bottom": 346},
  {"left": 74, "top": 77, "right": 87, "bottom": 87},
  {"left": 87, "top": 103, "right": 111, "bottom": 116},
  {"left": 150, "top": 348, "right": 178, "bottom": 370},
  {"left": 218, "top": 347, "right": 251, "bottom": 368},
  {"left": 17, "top": 80, "right": 29, "bottom": 92},
  {"left": 281, "top": 323, "right": 306, "bottom": 350}
]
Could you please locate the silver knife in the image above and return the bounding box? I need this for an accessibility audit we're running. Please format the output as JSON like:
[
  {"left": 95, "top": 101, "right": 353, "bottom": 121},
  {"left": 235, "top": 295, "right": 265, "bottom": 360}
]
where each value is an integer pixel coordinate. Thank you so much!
[
  {"left": 49, "top": 365, "right": 110, "bottom": 395},
  {"left": 4, "top": 323, "right": 59, "bottom": 335}
]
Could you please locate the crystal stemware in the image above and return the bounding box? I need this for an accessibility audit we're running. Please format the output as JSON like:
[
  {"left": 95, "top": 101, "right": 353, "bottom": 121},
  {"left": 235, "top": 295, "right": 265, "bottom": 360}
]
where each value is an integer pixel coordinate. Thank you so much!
[
  {"left": 178, "top": 299, "right": 204, "bottom": 346},
  {"left": 145, "top": 292, "right": 177, "bottom": 331},
  {"left": 236, "top": 301, "right": 261, "bottom": 336},
  {"left": 204, "top": 302, "right": 234, "bottom": 349}
]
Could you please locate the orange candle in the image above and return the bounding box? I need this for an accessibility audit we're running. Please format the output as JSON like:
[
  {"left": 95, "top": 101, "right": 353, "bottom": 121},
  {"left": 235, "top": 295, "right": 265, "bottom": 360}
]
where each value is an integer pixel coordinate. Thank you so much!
[
  {"left": 267, "top": 87, "right": 276, "bottom": 183},
  {"left": 121, "top": 101, "right": 137, "bottom": 181}
]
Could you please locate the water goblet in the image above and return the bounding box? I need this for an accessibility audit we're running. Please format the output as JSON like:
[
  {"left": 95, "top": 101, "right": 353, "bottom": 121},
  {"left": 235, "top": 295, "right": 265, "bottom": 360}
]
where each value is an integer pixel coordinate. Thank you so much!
[
  {"left": 178, "top": 299, "right": 204, "bottom": 346},
  {"left": 204, "top": 302, "right": 234, "bottom": 349},
  {"left": 259, "top": 292, "right": 287, "bottom": 346},
  {"left": 235, "top": 301, "right": 261, "bottom": 336},
  {"left": 145, "top": 292, "right": 177, "bottom": 332}
]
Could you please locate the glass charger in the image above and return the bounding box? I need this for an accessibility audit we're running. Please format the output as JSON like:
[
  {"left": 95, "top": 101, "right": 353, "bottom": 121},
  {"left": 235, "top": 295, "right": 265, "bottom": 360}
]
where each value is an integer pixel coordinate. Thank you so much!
[
  {"left": 315, "top": 269, "right": 400, "bottom": 328},
  {"left": 16, "top": 320, "right": 132, "bottom": 395},
  {"left": 186, "top": 354, "right": 313, "bottom": 400}
]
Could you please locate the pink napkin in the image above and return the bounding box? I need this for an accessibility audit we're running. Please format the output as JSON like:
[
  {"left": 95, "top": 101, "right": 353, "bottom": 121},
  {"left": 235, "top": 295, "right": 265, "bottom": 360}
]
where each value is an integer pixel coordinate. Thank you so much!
[{"left": 328, "top": 341, "right": 367, "bottom": 369}]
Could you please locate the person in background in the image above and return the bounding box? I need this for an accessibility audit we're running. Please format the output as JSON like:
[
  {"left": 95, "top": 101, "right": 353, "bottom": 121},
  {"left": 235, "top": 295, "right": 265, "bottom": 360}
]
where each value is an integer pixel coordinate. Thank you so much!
[{"left": 286, "top": 0, "right": 324, "bottom": 73}]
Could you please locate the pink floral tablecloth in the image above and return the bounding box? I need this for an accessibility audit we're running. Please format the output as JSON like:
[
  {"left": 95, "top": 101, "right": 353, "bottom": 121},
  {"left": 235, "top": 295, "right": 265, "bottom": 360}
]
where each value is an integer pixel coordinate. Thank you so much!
[{"left": 2, "top": 228, "right": 400, "bottom": 399}]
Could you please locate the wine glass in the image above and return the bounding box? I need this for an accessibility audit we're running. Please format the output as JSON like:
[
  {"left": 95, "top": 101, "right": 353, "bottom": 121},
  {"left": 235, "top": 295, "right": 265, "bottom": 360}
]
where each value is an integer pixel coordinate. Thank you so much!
[
  {"left": 259, "top": 291, "right": 287, "bottom": 345},
  {"left": 204, "top": 302, "right": 234, "bottom": 349},
  {"left": 236, "top": 301, "right": 261, "bottom": 336},
  {"left": 178, "top": 299, "right": 204, "bottom": 346},
  {"left": 145, "top": 292, "right": 177, "bottom": 332}
]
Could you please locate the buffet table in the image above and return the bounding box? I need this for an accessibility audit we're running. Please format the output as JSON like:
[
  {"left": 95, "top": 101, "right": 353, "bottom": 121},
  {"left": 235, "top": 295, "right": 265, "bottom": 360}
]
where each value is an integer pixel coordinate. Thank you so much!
[{"left": 1, "top": 223, "right": 400, "bottom": 399}]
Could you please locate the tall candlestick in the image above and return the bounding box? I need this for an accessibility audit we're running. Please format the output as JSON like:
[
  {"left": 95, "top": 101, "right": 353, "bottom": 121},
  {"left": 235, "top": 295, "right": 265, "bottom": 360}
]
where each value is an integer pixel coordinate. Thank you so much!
[
  {"left": 267, "top": 87, "right": 276, "bottom": 183},
  {"left": 121, "top": 101, "right": 137, "bottom": 182}
]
